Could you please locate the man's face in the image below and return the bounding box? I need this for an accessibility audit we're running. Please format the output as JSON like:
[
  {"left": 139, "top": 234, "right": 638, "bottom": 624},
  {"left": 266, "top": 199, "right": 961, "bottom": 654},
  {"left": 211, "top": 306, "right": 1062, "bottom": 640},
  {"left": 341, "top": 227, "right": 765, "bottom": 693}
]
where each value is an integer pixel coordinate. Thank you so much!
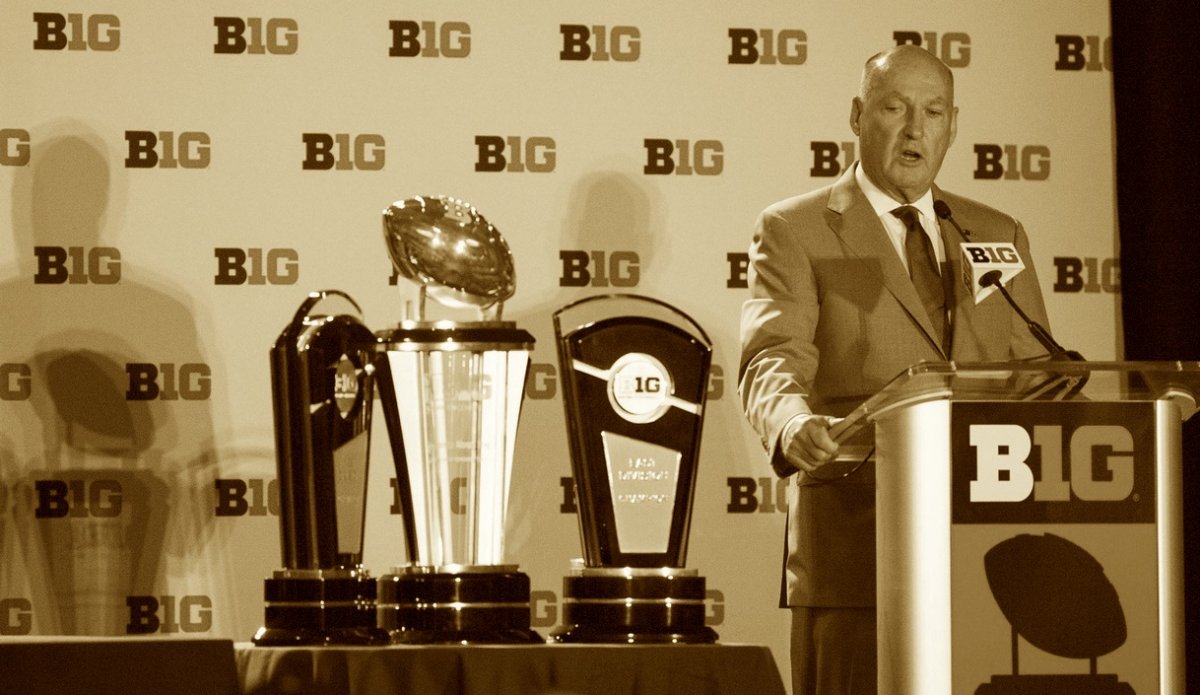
[{"left": 851, "top": 52, "right": 958, "bottom": 203}]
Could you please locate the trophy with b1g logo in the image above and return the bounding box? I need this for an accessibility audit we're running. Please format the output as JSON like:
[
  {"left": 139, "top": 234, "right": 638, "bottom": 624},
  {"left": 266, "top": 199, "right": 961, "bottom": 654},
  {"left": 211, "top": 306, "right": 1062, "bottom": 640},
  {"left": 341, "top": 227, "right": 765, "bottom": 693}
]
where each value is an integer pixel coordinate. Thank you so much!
[
  {"left": 551, "top": 294, "right": 718, "bottom": 643},
  {"left": 253, "top": 290, "right": 388, "bottom": 646},
  {"left": 374, "top": 195, "right": 540, "bottom": 643}
]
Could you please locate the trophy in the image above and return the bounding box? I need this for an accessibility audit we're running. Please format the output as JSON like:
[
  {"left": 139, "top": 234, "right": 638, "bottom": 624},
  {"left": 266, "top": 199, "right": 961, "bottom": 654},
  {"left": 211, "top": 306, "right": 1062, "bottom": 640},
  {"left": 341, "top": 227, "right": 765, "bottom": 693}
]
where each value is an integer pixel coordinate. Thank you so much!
[
  {"left": 551, "top": 294, "right": 718, "bottom": 643},
  {"left": 253, "top": 290, "right": 388, "bottom": 646},
  {"left": 374, "top": 195, "right": 540, "bottom": 643}
]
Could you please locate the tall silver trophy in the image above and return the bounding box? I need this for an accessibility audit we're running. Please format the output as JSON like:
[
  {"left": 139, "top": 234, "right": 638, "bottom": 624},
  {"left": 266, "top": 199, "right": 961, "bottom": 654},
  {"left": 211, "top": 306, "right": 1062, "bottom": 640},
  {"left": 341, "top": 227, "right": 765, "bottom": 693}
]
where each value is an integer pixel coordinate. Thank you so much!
[
  {"left": 374, "top": 195, "right": 540, "bottom": 643},
  {"left": 551, "top": 294, "right": 718, "bottom": 643},
  {"left": 254, "top": 290, "right": 388, "bottom": 646}
]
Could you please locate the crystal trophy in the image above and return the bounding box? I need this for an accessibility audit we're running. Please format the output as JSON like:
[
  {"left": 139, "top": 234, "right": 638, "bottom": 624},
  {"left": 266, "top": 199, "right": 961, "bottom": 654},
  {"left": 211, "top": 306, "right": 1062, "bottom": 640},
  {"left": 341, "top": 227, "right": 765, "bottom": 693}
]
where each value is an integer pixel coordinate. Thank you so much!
[{"left": 374, "top": 195, "right": 540, "bottom": 643}]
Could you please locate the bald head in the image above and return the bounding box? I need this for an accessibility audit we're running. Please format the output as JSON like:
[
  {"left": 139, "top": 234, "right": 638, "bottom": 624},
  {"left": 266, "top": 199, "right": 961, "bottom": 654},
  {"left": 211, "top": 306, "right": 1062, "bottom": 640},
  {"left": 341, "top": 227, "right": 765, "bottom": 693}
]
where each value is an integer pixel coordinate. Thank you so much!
[{"left": 860, "top": 45, "right": 955, "bottom": 107}]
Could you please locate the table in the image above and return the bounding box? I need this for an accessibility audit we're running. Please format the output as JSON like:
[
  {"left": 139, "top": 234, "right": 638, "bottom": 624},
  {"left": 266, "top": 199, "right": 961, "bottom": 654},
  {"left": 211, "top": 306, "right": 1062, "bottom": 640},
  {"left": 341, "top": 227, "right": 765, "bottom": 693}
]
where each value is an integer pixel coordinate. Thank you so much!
[
  {"left": 0, "top": 637, "right": 239, "bottom": 695},
  {"left": 236, "top": 643, "right": 787, "bottom": 695}
]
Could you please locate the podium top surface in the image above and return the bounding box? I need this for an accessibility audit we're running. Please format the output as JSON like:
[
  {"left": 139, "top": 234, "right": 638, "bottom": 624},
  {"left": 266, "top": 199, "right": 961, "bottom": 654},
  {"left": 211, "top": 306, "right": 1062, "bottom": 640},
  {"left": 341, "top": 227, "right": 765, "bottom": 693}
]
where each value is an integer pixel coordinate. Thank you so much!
[{"left": 831, "top": 360, "right": 1200, "bottom": 442}]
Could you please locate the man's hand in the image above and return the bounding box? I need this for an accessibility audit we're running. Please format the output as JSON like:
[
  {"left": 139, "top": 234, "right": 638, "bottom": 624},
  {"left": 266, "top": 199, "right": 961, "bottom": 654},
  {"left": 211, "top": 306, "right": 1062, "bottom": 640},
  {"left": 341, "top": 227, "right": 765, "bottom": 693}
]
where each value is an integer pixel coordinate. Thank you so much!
[{"left": 780, "top": 415, "right": 842, "bottom": 474}]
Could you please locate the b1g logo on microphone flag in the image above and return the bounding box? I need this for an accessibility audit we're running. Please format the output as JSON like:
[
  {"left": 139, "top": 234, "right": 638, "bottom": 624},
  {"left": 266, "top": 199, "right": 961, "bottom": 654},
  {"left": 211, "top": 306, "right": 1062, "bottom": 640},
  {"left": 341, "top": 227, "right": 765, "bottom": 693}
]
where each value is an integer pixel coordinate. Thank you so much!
[
  {"left": 950, "top": 401, "right": 1155, "bottom": 524},
  {"left": 960, "top": 242, "right": 1023, "bottom": 303}
]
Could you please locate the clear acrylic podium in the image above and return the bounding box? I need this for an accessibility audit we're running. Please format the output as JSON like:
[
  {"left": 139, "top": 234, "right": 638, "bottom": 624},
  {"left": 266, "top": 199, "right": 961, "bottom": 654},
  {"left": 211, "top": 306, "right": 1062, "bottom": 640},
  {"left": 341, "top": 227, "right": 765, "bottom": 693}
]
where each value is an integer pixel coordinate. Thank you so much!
[{"left": 831, "top": 360, "right": 1199, "bottom": 695}]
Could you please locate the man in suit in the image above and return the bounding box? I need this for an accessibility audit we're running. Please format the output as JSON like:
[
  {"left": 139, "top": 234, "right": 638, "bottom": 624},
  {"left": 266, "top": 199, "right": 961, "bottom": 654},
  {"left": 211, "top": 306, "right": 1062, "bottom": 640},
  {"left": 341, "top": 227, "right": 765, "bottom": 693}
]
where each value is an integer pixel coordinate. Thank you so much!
[{"left": 738, "top": 45, "right": 1052, "bottom": 695}]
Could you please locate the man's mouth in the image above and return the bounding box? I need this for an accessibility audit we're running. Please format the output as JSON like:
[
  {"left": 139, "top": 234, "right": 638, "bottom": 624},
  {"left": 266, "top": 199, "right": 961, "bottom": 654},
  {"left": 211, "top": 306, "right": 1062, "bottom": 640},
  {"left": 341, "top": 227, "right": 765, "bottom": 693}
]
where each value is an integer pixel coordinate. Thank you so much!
[{"left": 899, "top": 149, "right": 923, "bottom": 163}]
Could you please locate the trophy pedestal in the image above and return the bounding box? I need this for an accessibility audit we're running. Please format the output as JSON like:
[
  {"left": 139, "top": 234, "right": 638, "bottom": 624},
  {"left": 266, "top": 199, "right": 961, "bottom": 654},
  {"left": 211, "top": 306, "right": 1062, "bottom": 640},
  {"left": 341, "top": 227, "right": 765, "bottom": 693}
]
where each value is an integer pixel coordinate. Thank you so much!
[
  {"left": 552, "top": 567, "right": 718, "bottom": 644},
  {"left": 378, "top": 566, "right": 542, "bottom": 644},
  {"left": 253, "top": 569, "right": 388, "bottom": 646},
  {"left": 976, "top": 674, "right": 1133, "bottom": 695}
]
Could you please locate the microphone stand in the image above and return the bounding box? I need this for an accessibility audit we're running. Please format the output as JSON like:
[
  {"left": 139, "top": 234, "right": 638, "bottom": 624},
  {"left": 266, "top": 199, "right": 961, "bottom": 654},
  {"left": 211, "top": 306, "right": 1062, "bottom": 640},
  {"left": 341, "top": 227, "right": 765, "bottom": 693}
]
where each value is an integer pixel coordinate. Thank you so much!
[{"left": 981, "top": 271, "right": 1087, "bottom": 399}]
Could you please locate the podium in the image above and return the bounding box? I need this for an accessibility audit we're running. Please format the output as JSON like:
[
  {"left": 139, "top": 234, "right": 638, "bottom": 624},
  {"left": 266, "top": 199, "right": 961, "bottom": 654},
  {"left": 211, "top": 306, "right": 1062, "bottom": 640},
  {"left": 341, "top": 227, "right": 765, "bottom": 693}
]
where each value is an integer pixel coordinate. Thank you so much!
[{"left": 831, "top": 360, "right": 1198, "bottom": 695}]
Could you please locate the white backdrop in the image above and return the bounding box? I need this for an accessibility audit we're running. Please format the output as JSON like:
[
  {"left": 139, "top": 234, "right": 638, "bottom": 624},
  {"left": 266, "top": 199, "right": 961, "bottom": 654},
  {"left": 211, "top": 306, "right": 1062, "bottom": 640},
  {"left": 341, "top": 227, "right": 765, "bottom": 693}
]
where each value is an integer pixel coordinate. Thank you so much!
[{"left": 1, "top": 0, "right": 1116, "bottom": 686}]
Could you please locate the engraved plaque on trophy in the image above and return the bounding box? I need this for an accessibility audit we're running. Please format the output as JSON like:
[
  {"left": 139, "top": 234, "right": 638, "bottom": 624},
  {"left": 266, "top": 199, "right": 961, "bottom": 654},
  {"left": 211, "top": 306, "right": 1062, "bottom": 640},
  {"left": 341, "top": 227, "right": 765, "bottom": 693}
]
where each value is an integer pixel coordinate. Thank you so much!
[
  {"left": 551, "top": 294, "right": 718, "bottom": 643},
  {"left": 374, "top": 195, "right": 540, "bottom": 643},
  {"left": 253, "top": 290, "right": 388, "bottom": 646}
]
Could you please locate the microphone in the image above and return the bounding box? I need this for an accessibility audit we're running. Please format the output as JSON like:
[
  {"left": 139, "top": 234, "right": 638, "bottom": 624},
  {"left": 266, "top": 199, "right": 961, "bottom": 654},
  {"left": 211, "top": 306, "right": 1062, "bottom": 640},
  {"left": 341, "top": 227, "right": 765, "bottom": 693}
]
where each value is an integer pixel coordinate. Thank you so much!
[
  {"left": 933, "top": 199, "right": 970, "bottom": 240},
  {"left": 940, "top": 199, "right": 1084, "bottom": 365},
  {"left": 978, "top": 270, "right": 1084, "bottom": 362}
]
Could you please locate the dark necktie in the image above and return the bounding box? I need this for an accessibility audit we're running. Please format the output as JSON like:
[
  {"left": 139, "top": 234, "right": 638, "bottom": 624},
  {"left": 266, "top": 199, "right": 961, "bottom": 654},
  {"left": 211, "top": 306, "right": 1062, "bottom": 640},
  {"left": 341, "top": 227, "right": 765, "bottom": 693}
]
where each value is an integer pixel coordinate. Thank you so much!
[{"left": 891, "top": 205, "right": 947, "bottom": 349}]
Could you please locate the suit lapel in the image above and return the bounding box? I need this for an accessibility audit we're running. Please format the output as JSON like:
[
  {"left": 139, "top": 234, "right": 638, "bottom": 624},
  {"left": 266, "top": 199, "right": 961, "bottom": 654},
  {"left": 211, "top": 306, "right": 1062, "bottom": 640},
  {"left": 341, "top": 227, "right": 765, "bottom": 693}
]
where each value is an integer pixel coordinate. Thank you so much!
[
  {"left": 827, "top": 167, "right": 947, "bottom": 357},
  {"left": 934, "top": 188, "right": 964, "bottom": 355}
]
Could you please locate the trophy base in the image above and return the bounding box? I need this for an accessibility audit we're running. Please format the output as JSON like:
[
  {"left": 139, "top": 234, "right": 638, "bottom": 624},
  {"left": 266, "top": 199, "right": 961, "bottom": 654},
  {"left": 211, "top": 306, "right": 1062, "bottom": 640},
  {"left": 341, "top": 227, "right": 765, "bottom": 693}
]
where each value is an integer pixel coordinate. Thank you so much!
[
  {"left": 252, "top": 569, "right": 389, "bottom": 646},
  {"left": 975, "top": 674, "right": 1134, "bottom": 695},
  {"left": 378, "top": 567, "right": 543, "bottom": 644},
  {"left": 551, "top": 568, "right": 718, "bottom": 644}
]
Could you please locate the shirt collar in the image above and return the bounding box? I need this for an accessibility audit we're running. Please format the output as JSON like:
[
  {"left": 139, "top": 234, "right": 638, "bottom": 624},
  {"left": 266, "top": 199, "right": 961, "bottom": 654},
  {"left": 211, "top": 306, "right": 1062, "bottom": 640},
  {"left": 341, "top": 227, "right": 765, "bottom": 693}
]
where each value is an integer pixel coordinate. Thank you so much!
[{"left": 854, "top": 162, "right": 937, "bottom": 223}]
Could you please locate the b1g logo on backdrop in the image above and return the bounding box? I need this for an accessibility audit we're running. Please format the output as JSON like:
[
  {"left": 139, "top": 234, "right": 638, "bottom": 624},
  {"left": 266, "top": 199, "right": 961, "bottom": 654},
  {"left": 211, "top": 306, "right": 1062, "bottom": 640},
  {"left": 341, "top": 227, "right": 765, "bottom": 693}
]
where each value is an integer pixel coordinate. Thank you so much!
[
  {"left": 125, "top": 131, "right": 211, "bottom": 169},
  {"left": 893, "top": 31, "right": 970, "bottom": 67},
  {"left": 973, "top": 144, "right": 1050, "bottom": 181},
  {"left": 725, "top": 476, "right": 787, "bottom": 514},
  {"left": 727, "top": 28, "right": 806, "bottom": 65},
  {"left": 726, "top": 252, "right": 749, "bottom": 289},
  {"left": 125, "top": 363, "right": 212, "bottom": 401},
  {"left": 32, "top": 12, "right": 119, "bottom": 51},
  {"left": 559, "top": 24, "right": 640, "bottom": 61},
  {"left": 528, "top": 588, "right": 725, "bottom": 628},
  {"left": 1, "top": 363, "right": 31, "bottom": 401},
  {"left": 213, "top": 17, "right": 298, "bottom": 55},
  {"left": 33, "top": 246, "right": 121, "bottom": 284},
  {"left": 952, "top": 401, "right": 1155, "bottom": 524},
  {"left": 388, "top": 21, "right": 470, "bottom": 57},
  {"left": 1053, "top": 256, "right": 1119, "bottom": 294},
  {"left": 214, "top": 478, "right": 279, "bottom": 517},
  {"left": 1, "top": 129, "right": 31, "bottom": 166},
  {"left": 559, "top": 250, "right": 640, "bottom": 288},
  {"left": 643, "top": 139, "right": 724, "bottom": 176},
  {"left": 214, "top": 247, "right": 299, "bottom": 285},
  {"left": 526, "top": 362, "right": 558, "bottom": 400},
  {"left": 126, "top": 595, "right": 213, "bottom": 634},
  {"left": 1, "top": 598, "right": 33, "bottom": 636},
  {"left": 34, "top": 478, "right": 123, "bottom": 518},
  {"left": 474, "top": 136, "right": 556, "bottom": 173},
  {"left": 387, "top": 477, "right": 471, "bottom": 515},
  {"left": 301, "top": 133, "right": 385, "bottom": 171},
  {"left": 1055, "top": 34, "right": 1111, "bottom": 71},
  {"left": 810, "top": 141, "right": 856, "bottom": 178}
]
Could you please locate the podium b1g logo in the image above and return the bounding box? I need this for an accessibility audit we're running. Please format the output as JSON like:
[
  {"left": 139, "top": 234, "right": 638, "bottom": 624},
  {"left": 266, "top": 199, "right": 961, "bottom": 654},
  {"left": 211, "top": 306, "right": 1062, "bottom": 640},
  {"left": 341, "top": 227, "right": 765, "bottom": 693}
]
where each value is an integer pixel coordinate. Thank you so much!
[{"left": 952, "top": 402, "right": 1155, "bottom": 524}]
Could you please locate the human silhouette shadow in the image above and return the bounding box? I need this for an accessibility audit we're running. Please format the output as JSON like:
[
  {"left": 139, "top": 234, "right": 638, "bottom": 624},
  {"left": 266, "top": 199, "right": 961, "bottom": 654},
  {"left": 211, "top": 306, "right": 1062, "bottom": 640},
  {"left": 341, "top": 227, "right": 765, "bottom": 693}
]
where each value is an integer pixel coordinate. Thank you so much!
[{"left": 0, "top": 122, "right": 218, "bottom": 635}]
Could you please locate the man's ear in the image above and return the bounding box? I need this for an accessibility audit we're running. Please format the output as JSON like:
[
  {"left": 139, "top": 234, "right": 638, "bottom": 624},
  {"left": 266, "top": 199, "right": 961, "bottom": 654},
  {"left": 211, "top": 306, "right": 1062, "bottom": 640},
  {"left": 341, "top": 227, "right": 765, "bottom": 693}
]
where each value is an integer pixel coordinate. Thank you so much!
[{"left": 849, "top": 97, "right": 863, "bottom": 136}]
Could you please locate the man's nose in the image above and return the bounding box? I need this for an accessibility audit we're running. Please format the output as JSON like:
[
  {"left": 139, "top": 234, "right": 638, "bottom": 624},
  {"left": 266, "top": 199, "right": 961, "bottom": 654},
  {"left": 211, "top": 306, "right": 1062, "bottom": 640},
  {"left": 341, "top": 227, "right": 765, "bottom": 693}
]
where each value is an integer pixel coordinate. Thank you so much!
[{"left": 904, "top": 112, "right": 925, "bottom": 138}]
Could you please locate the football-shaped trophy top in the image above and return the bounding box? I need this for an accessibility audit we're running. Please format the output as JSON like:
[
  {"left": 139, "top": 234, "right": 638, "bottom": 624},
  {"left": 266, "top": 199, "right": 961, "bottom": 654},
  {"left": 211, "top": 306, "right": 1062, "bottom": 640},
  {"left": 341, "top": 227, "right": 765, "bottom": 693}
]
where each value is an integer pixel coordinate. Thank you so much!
[
  {"left": 383, "top": 195, "right": 516, "bottom": 313},
  {"left": 983, "top": 532, "right": 1126, "bottom": 659}
]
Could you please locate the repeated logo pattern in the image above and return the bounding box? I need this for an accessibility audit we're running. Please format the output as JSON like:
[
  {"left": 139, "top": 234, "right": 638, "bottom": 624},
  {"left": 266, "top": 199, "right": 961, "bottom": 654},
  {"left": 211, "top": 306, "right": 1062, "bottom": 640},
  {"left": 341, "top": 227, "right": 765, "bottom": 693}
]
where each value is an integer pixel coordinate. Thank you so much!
[{"left": 1, "top": 4, "right": 1118, "bottom": 674}]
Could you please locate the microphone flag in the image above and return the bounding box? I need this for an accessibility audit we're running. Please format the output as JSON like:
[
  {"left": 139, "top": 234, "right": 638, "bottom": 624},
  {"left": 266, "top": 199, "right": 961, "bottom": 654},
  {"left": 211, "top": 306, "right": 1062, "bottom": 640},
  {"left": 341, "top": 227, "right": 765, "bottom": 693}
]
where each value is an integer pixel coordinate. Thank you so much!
[{"left": 961, "top": 242, "right": 1024, "bottom": 303}]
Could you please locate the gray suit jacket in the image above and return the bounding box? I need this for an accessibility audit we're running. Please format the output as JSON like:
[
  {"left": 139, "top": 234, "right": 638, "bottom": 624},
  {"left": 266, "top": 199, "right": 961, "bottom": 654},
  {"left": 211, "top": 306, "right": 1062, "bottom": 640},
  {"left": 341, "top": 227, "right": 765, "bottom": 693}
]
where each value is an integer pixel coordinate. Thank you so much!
[{"left": 738, "top": 165, "right": 1051, "bottom": 607}]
